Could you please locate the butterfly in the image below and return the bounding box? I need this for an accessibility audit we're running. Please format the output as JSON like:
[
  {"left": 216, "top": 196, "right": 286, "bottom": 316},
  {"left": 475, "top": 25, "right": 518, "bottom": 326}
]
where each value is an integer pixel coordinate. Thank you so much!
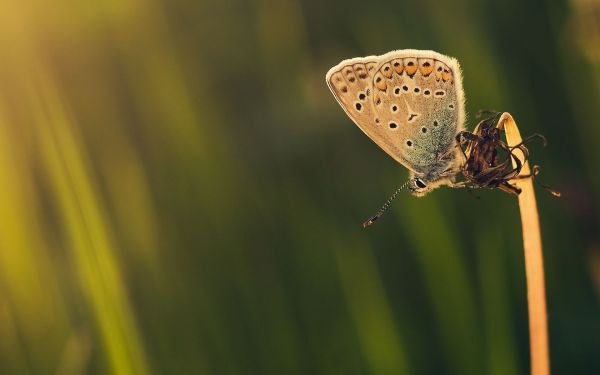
[
  {"left": 326, "top": 49, "right": 466, "bottom": 225},
  {"left": 326, "top": 49, "right": 465, "bottom": 195},
  {"left": 326, "top": 50, "right": 558, "bottom": 227}
]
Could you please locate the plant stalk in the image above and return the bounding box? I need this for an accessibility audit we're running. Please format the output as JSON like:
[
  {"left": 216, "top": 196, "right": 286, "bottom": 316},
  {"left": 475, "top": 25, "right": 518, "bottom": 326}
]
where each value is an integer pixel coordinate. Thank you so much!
[{"left": 498, "top": 113, "right": 550, "bottom": 375}]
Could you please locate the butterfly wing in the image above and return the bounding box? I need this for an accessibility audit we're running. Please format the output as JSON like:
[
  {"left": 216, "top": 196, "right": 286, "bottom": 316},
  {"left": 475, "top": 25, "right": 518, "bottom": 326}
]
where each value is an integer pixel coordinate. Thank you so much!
[
  {"left": 326, "top": 49, "right": 465, "bottom": 175},
  {"left": 326, "top": 55, "right": 413, "bottom": 169}
]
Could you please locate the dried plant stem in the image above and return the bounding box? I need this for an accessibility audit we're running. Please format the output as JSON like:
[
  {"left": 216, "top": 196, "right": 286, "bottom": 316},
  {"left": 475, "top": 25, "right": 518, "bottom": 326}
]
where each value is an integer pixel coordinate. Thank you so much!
[{"left": 498, "top": 113, "right": 550, "bottom": 375}]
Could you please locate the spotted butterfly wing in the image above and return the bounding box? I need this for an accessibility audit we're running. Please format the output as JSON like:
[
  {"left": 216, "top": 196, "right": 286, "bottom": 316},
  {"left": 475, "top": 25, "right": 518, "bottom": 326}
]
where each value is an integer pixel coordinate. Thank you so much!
[
  {"left": 326, "top": 49, "right": 466, "bottom": 176},
  {"left": 326, "top": 55, "right": 411, "bottom": 168}
]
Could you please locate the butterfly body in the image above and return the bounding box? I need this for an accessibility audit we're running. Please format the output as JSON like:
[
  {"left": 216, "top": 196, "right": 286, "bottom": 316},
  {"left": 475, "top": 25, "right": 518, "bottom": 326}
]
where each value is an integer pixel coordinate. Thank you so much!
[{"left": 326, "top": 49, "right": 466, "bottom": 196}]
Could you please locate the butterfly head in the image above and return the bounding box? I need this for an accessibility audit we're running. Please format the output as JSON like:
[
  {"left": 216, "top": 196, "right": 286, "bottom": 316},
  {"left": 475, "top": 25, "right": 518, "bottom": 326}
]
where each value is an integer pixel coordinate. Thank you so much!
[{"left": 408, "top": 167, "right": 457, "bottom": 197}]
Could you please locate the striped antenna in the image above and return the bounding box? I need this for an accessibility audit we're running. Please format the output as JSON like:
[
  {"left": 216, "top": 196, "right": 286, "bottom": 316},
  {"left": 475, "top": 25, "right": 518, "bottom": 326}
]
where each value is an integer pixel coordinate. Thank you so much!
[{"left": 363, "top": 180, "right": 411, "bottom": 228}]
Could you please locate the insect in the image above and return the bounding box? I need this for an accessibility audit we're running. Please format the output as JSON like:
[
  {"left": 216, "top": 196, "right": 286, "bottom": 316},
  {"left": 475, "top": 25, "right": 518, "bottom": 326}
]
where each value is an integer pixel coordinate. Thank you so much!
[{"left": 325, "top": 50, "right": 557, "bottom": 227}]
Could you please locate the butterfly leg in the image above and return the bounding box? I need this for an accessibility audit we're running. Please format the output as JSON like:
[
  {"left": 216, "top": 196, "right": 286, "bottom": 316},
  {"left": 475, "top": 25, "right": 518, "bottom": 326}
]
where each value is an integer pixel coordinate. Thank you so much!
[
  {"left": 447, "top": 180, "right": 468, "bottom": 189},
  {"left": 448, "top": 180, "right": 485, "bottom": 199}
]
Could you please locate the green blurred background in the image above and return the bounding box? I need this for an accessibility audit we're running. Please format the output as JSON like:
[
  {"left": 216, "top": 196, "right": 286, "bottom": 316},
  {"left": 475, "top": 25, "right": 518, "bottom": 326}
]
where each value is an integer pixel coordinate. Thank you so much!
[{"left": 0, "top": 0, "right": 599, "bottom": 373}]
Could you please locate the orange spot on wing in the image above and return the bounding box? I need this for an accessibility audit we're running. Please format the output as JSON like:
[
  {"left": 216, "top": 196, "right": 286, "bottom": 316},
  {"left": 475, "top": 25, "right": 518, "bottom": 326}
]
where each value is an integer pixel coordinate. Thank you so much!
[
  {"left": 381, "top": 63, "right": 393, "bottom": 78},
  {"left": 374, "top": 73, "right": 387, "bottom": 91},
  {"left": 392, "top": 59, "right": 404, "bottom": 74},
  {"left": 434, "top": 61, "right": 445, "bottom": 81},
  {"left": 419, "top": 59, "right": 434, "bottom": 76},
  {"left": 375, "top": 79, "right": 387, "bottom": 91},
  {"left": 404, "top": 58, "right": 418, "bottom": 76}
]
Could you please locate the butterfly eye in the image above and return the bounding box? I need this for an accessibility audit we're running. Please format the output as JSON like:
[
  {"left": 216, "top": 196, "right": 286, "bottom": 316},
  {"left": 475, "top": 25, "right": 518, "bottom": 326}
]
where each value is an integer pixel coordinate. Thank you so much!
[{"left": 415, "top": 178, "right": 427, "bottom": 189}]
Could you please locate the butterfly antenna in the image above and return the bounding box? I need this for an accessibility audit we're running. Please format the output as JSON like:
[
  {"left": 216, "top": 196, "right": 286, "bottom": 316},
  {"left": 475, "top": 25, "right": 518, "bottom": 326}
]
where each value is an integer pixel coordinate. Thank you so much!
[{"left": 363, "top": 181, "right": 410, "bottom": 228}]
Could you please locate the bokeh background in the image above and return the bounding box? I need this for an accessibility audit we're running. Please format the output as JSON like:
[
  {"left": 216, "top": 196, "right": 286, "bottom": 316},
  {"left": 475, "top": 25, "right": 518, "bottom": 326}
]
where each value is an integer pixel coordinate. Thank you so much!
[{"left": 0, "top": 0, "right": 599, "bottom": 373}]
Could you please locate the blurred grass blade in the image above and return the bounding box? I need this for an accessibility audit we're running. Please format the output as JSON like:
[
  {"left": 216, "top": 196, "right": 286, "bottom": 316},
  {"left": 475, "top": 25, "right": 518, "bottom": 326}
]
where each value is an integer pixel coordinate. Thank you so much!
[
  {"left": 33, "top": 70, "right": 151, "bottom": 375},
  {"left": 333, "top": 237, "right": 410, "bottom": 375}
]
